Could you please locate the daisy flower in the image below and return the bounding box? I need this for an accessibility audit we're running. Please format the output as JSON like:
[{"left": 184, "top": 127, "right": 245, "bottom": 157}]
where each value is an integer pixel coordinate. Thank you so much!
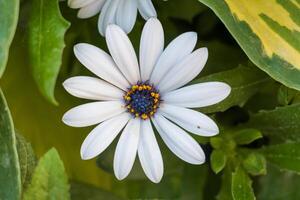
[
  {"left": 62, "top": 18, "right": 231, "bottom": 183},
  {"left": 68, "top": 0, "right": 157, "bottom": 35}
]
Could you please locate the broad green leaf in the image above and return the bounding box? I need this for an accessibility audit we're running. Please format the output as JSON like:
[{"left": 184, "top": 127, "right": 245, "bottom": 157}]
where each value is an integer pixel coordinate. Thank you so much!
[
  {"left": 198, "top": 0, "right": 300, "bottom": 91},
  {"left": 261, "top": 143, "right": 300, "bottom": 173},
  {"left": 23, "top": 148, "right": 70, "bottom": 200},
  {"left": 232, "top": 167, "right": 255, "bottom": 200},
  {"left": 211, "top": 150, "right": 227, "bottom": 174},
  {"left": 0, "top": 89, "right": 21, "bottom": 200},
  {"left": 0, "top": 0, "right": 19, "bottom": 77},
  {"left": 242, "top": 153, "right": 266, "bottom": 176},
  {"left": 28, "top": 0, "right": 70, "bottom": 104},
  {"left": 196, "top": 65, "right": 270, "bottom": 114},
  {"left": 71, "top": 182, "right": 122, "bottom": 200},
  {"left": 16, "top": 133, "right": 36, "bottom": 189},
  {"left": 246, "top": 104, "right": 300, "bottom": 143},
  {"left": 257, "top": 164, "right": 300, "bottom": 200},
  {"left": 233, "top": 129, "right": 262, "bottom": 145}
]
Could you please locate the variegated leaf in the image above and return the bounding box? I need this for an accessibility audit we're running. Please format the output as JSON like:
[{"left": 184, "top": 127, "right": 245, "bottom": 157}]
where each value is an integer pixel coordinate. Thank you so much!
[{"left": 198, "top": 0, "right": 300, "bottom": 90}]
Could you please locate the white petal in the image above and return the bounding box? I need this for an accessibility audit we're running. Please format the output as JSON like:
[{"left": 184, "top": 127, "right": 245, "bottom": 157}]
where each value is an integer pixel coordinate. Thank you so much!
[
  {"left": 114, "top": 118, "right": 141, "bottom": 180},
  {"left": 158, "top": 48, "right": 208, "bottom": 93},
  {"left": 63, "top": 76, "right": 124, "bottom": 101},
  {"left": 150, "top": 32, "right": 197, "bottom": 85},
  {"left": 159, "top": 104, "right": 219, "bottom": 136},
  {"left": 74, "top": 43, "right": 130, "bottom": 90},
  {"left": 137, "top": 0, "right": 157, "bottom": 20},
  {"left": 163, "top": 82, "right": 231, "bottom": 108},
  {"left": 106, "top": 25, "right": 140, "bottom": 85},
  {"left": 138, "top": 120, "right": 163, "bottom": 183},
  {"left": 77, "top": 0, "right": 106, "bottom": 19},
  {"left": 98, "top": 0, "right": 119, "bottom": 36},
  {"left": 68, "top": 0, "right": 95, "bottom": 9},
  {"left": 140, "top": 18, "right": 164, "bottom": 82},
  {"left": 80, "top": 112, "right": 130, "bottom": 160},
  {"left": 152, "top": 113, "right": 205, "bottom": 164},
  {"left": 116, "top": 0, "right": 138, "bottom": 34},
  {"left": 62, "top": 101, "right": 125, "bottom": 127}
]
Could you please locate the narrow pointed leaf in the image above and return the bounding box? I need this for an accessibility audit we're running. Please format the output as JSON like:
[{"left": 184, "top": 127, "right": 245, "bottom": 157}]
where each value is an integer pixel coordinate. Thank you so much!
[{"left": 28, "top": 0, "right": 70, "bottom": 104}]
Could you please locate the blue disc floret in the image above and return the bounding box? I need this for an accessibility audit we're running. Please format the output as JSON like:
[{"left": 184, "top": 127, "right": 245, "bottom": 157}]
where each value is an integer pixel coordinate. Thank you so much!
[{"left": 124, "top": 82, "right": 160, "bottom": 120}]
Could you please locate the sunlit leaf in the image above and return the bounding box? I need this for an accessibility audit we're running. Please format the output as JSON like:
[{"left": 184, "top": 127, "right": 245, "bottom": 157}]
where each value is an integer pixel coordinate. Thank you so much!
[
  {"left": 198, "top": 0, "right": 300, "bottom": 90},
  {"left": 23, "top": 148, "right": 70, "bottom": 200},
  {"left": 0, "top": 89, "right": 21, "bottom": 200},
  {"left": 28, "top": 0, "right": 70, "bottom": 104}
]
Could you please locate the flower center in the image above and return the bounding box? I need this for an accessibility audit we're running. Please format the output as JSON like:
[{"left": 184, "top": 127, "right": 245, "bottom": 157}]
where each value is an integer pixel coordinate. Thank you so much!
[{"left": 124, "top": 82, "right": 160, "bottom": 120}]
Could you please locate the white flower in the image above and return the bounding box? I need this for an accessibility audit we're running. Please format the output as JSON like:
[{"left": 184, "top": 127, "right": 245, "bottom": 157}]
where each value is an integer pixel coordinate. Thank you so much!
[
  {"left": 68, "top": 0, "right": 157, "bottom": 35},
  {"left": 62, "top": 18, "right": 231, "bottom": 183}
]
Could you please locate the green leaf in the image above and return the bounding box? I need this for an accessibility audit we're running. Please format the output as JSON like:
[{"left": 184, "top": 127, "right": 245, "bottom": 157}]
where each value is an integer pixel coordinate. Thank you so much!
[
  {"left": 211, "top": 150, "right": 227, "bottom": 174},
  {"left": 257, "top": 164, "right": 300, "bottom": 200},
  {"left": 0, "top": 0, "right": 19, "bottom": 77},
  {"left": 28, "top": 0, "right": 70, "bottom": 104},
  {"left": 261, "top": 143, "right": 300, "bottom": 173},
  {"left": 0, "top": 89, "right": 21, "bottom": 200},
  {"left": 246, "top": 104, "right": 300, "bottom": 143},
  {"left": 71, "top": 182, "right": 122, "bottom": 200},
  {"left": 23, "top": 148, "right": 70, "bottom": 200},
  {"left": 16, "top": 133, "right": 36, "bottom": 189},
  {"left": 233, "top": 129, "right": 262, "bottom": 145},
  {"left": 231, "top": 167, "right": 255, "bottom": 200},
  {"left": 196, "top": 65, "right": 270, "bottom": 114},
  {"left": 242, "top": 153, "right": 266, "bottom": 176},
  {"left": 198, "top": 0, "right": 300, "bottom": 91}
]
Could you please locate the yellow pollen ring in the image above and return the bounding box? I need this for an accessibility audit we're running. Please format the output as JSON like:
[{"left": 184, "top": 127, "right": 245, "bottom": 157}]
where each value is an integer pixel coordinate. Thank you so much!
[{"left": 124, "top": 83, "right": 161, "bottom": 120}]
